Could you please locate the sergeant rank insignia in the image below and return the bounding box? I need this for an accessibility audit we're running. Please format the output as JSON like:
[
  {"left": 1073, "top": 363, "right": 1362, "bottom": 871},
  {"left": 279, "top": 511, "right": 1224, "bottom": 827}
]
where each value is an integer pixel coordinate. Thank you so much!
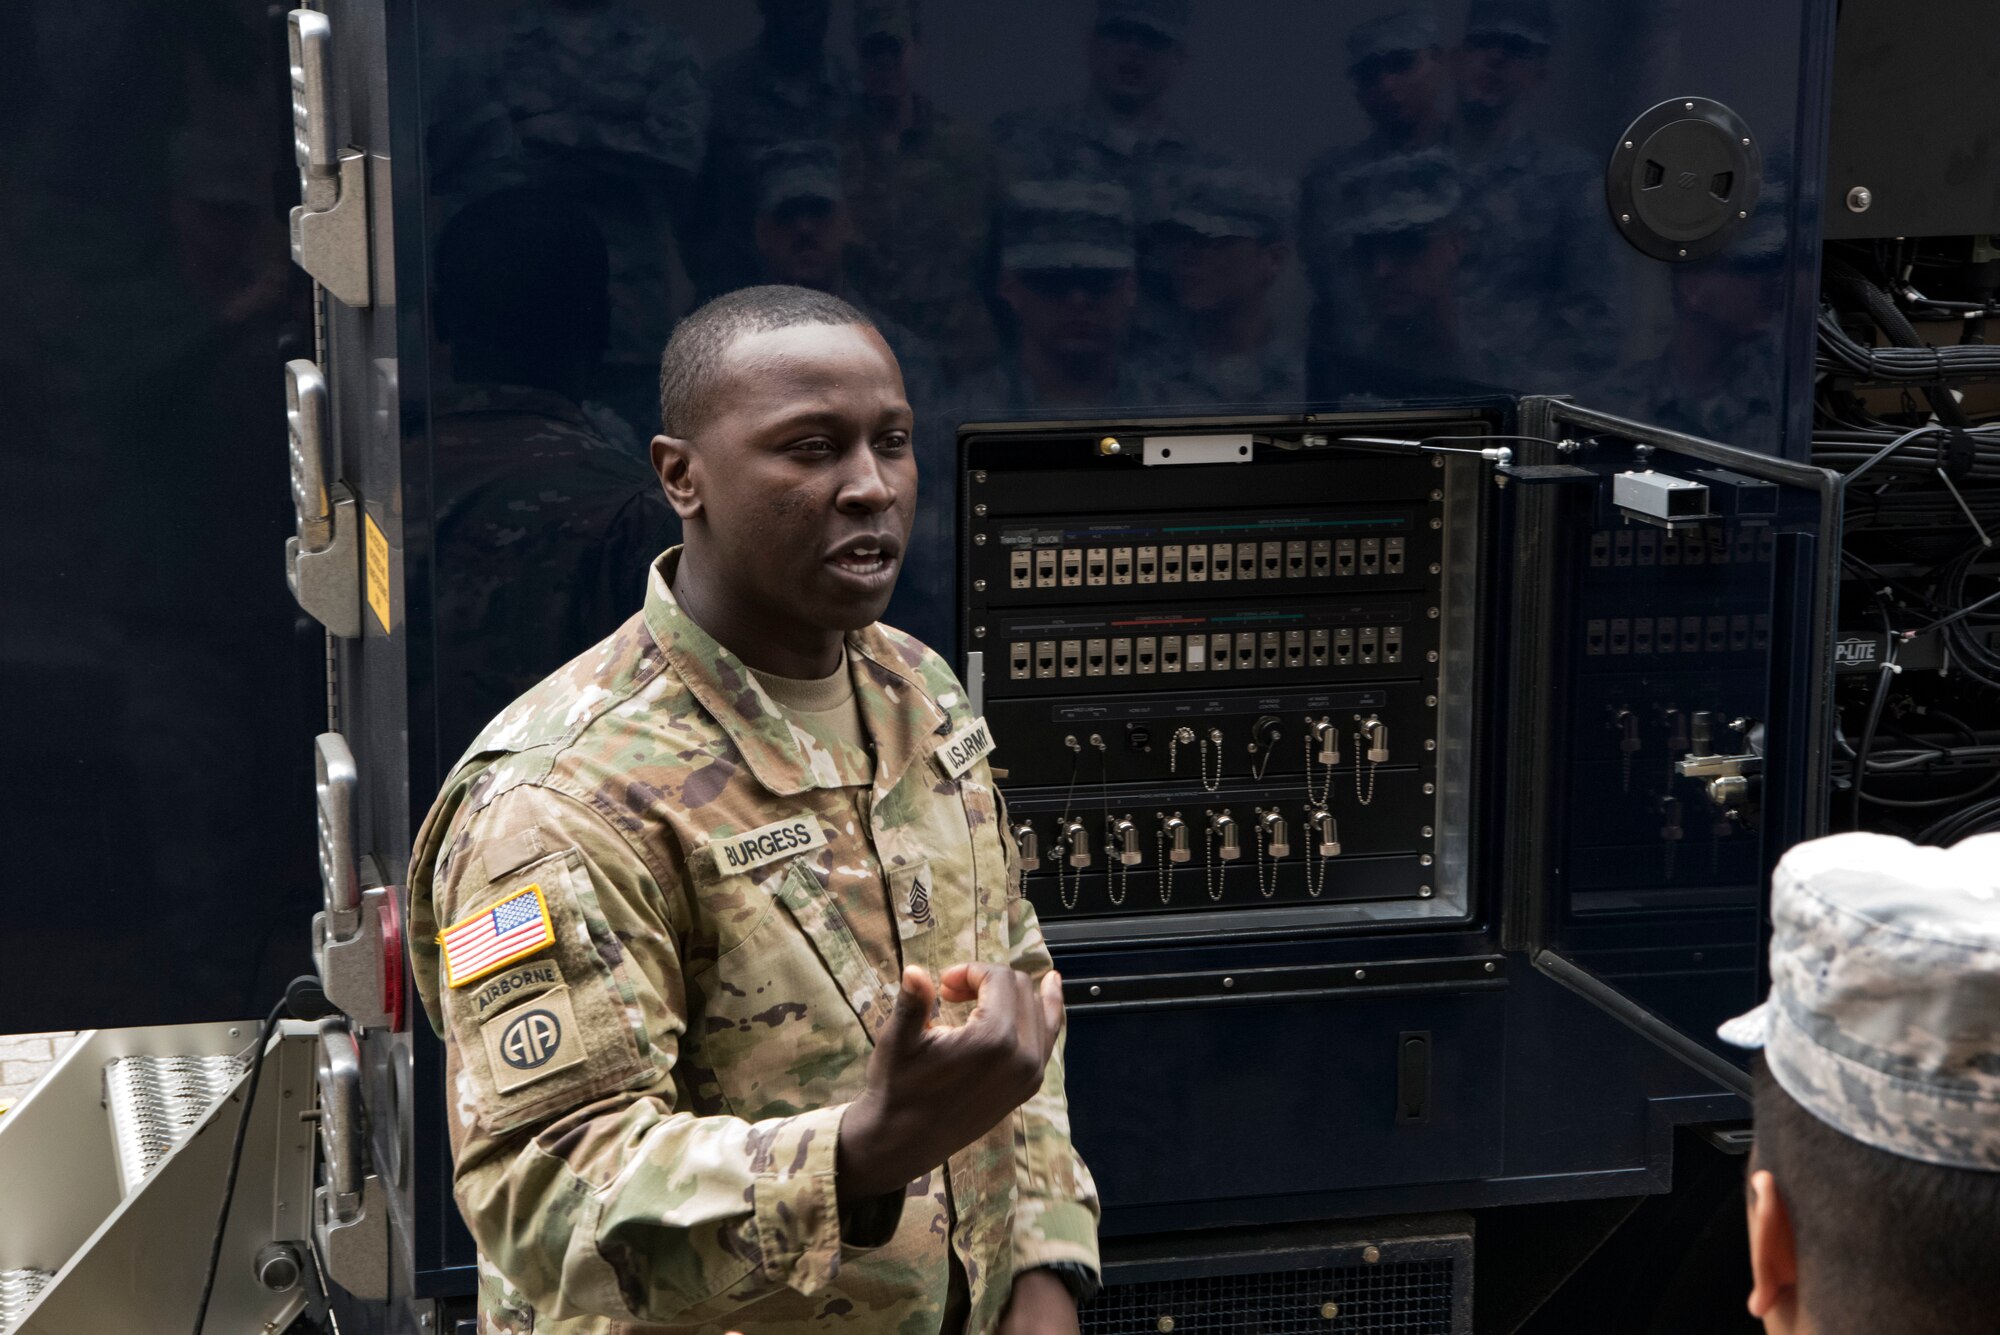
[{"left": 441, "top": 884, "right": 556, "bottom": 988}]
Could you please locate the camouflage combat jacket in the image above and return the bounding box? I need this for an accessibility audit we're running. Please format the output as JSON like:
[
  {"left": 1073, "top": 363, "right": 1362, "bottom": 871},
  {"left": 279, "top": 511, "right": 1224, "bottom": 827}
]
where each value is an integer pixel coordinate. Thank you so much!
[{"left": 408, "top": 549, "right": 1100, "bottom": 1334}]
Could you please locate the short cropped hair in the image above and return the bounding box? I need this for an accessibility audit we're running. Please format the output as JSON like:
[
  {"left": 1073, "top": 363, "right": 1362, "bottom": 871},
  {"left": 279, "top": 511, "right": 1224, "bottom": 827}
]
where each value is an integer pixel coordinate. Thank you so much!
[
  {"left": 657, "top": 285, "right": 876, "bottom": 438},
  {"left": 1753, "top": 1057, "right": 2000, "bottom": 1335}
]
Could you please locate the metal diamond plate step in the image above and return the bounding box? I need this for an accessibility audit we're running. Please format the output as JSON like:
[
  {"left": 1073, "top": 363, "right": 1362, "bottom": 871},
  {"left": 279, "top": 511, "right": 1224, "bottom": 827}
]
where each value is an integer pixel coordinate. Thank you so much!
[
  {"left": 103, "top": 1053, "right": 247, "bottom": 1195},
  {"left": 0, "top": 1269, "right": 53, "bottom": 1335}
]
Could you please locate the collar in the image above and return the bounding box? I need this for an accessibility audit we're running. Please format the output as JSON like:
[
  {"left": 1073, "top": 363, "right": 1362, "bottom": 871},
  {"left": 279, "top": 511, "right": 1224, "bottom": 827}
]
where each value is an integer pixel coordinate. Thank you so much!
[{"left": 642, "top": 548, "right": 953, "bottom": 799}]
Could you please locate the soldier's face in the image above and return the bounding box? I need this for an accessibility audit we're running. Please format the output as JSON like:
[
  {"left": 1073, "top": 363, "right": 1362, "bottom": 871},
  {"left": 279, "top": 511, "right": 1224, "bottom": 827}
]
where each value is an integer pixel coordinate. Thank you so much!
[
  {"left": 756, "top": 198, "right": 849, "bottom": 290},
  {"left": 1088, "top": 23, "right": 1185, "bottom": 114},
  {"left": 1002, "top": 268, "right": 1137, "bottom": 367},
  {"left": 657, "top": 323, "right": 916, "bottom": 631},
  {"left": 1352, "top": 47, "right": 1447, "bottom": 136},
  {"left": 1167, "top": 233, "right": 1284, "bottom": 315},
  {"left": 1453, "top": 34, "right": 1548, "bottom": 114}
]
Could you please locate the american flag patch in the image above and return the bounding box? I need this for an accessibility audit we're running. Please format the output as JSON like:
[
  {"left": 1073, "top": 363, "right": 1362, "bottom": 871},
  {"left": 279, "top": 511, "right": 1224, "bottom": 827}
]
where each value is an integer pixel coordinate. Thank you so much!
[{"left": 441, "top": 884, "right": 555, "bottom": 988}]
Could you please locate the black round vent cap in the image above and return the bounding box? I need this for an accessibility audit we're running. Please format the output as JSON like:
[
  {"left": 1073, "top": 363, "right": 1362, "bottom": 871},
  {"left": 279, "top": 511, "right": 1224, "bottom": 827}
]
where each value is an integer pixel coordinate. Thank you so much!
[{"left": 1607, "top": 97, "right": 1762, "bottom": 262}]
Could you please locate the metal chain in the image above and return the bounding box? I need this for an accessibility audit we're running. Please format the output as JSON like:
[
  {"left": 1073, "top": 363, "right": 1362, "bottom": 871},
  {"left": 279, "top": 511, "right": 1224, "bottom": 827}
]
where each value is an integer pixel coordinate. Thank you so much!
[
  {"left": 1254, "top": 818, "right": 1278, "bottom": 899},
  {"left": 1106, "top": 817, "right": 1129, "bottom": 907},
  {"left": 1156, "top": 826, "right": 1175, "bottom": 904},
  {"left": 1204, "top": 824, "right": 1225, "bottom": 901},
  {"left": 1055, "top": 836, "right": 1081, "bottom": 911},
  {"left": 1199, "top": 728, "right": 1223, "bottom": 793},
  {"left": 1169, "top": 725, "right": 1194, "bottom": 774},
  {"left": 1353, "top": 728, "right": 1378, "bottom": 806}
]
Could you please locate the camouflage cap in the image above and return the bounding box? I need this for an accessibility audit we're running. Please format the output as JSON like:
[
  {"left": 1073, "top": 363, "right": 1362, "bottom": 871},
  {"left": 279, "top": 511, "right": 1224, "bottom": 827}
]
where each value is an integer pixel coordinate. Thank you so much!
[
  {"left": 1719, "top": 831, "right": 2000, "bottom": 1172},
  {"left": 756, "top": 140, "right": 843, "bottom": 214},
  {"left": 1347, "top": 8, "right": 1441, "bottom": 66},
  {"left": 1000, "top": 178, "right": 1136, "bottom": 271},
  {"left": 855, "top": 0, "right": 917, "bottom": 44},
  {"left": 1166, "top": 166, "right": 1292, "bottom": 242},
  {"left": 1095, "top": 0, "right": 1189, "bottom": 42},
  {"left": 1464, "top": 0, "right": 1555, "bottom": 47},
  {"left": 1329, "top": 148, "right": 1462, "bottom": 238}
]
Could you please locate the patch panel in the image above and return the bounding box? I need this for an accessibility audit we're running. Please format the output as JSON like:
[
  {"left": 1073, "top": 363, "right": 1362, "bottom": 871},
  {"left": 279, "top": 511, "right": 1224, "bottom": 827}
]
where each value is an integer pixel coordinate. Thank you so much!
[
  {"left": 1162, "top": 544, "right": 1183, "bottom": 582},
  {"left": 1061, "top": 548, "right": 1083, "bottom": 587},
  {"left": 1036, "top": 548, "right": 1058, "bottom": 588},
  {"left": 1061, "top": 638, "right": 1083, "bottom": 678},
  {"left": 1087, "top": 546, "right": 1108, "bottom": 586},
  {"left": 1135, "top": 635, "right": 1158, "bottom": 673},
  {"left": 1360, "top": 538, "right": 1381, "bottom": 576},
  {"left": 1137, "top": 545, "right": 1158, "bottom": 584},
  {"left": 1011, "top": 550, "right": 1032, "bottom": 588},
  {"left": 1112, "top": 546, "right": 1134, "bottom": 585},
  {"left": 1086, "top": 637, "right": 1107, "bottom": 677},
  {"left": 1187, "top": 545, "right": 1208, "bottom": 581}
]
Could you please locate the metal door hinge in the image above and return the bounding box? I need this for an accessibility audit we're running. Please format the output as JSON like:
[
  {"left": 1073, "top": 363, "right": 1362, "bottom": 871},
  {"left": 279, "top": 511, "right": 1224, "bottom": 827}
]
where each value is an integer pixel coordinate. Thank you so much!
[
  {"left": 285, "top": 360, "right": 361, "bottom": 636},
  {"left": 313, "top": 1020, "right": 389, "bottom": 1299},
  {"left": 288, "top": 10, "right": 371, "bottom": 307}
]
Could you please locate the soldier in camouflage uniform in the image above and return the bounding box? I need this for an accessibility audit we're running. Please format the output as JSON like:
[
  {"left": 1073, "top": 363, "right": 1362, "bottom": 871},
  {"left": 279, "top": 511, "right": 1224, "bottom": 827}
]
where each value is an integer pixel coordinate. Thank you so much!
[
  {"left": 409, "top": 285, "right": 1098, "bottom": 1334},
  {"left": 961, "top": 179, "right": 1158, "bottom": 413},
  {"left": 1152, "top": 165, "right": 1303, "bottom": 406},
  {"left": 835, "top": 0, "right": 1001, "bottom": 383},
  {"left": 1444, "top": 0, "right": 1617, "bottom": 389},
  {"left": 1718, "top": 831, "right": 2000, "bottom": 1332}
]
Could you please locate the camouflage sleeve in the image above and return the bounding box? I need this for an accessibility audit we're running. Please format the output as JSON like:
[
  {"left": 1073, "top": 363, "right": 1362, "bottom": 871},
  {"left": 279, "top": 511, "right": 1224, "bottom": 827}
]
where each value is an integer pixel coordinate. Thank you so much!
[
  {"left": 995, "top": 790, "right": 1103, "bottom": 1283},
  {"left": 422, "top": 783, "right": 883, "bottom": 1325}
]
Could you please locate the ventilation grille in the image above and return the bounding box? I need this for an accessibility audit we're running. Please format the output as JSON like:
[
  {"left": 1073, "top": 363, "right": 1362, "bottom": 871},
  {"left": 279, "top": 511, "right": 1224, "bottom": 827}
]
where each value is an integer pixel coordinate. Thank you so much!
[
  {"left": 0, "top": 1268, "right": 52, "bottom": 1335},
  {"left": 1083, "top": 1258, "right": 1459, "bottom": 1335},
  {"left": 104, "top": 1054, "right": 247, "bottom": 1194}
]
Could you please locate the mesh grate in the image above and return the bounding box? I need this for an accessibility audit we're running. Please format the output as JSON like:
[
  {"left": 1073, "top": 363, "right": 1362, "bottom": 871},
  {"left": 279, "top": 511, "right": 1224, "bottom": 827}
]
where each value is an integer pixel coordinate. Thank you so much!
[
  {"left": 1082, "top": 1260, "right": 1457, "bottom": 1335},
  {"left": 103, "top": 1053, "right": 247, "bottom": 1194},
  {"left": 0, "top": 1268, "right": 52, "bottom": 1335}
]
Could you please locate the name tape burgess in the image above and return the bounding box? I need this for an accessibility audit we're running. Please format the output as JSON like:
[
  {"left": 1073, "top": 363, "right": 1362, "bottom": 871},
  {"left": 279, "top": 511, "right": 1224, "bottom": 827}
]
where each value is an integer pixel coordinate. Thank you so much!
[{"left": 712, "top": 814, "right": 828, "bottom": 874}]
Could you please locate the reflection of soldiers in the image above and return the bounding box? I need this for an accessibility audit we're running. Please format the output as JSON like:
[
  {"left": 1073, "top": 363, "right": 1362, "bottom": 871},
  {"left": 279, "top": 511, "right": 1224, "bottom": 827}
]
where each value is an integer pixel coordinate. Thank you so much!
[
  {"left": 1300, "top": 9, "right": 1450, "bottom": 353},
  {"left": 1447, "top": 0, "right": 1616, "bottom": 386},
  {"left": 423, "top": 2, "right": 709, "bottom": 368},
  {"left": 989, "top": 0, "right": 1223, "bottom": 329},
  {"left": 751, "top": 141, "right": 946, "bottom": 401},
  {"left": 1155, "top": 167, "right": 1303, "bottom": 405},
  {"left": 836, "top": 0, "right": 1000, "bottom": 382},
  {"left": 1601, "top": 201, "right": 1786, "bottom": 444},
  {"left": 962, "top": 180, "right": 1155, "bottom": 412},
  {"left": 1309, "top": 150, "right": 1494, "bottom": 401},
  {"left": 430, "top": 190, "right": 676, "bottom": 756},
  {"left": 701, "top": 0, "right": 854, "bottom": 294}
]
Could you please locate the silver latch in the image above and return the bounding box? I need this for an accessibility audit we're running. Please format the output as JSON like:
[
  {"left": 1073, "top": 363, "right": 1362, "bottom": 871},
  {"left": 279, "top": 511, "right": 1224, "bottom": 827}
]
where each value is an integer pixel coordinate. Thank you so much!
[
  {"left": 288, "top": 9, "right": 371, "bottom": 306},
  {"left": 285, "top": 360, "right": 361, "bottom": 636},
  {"left": 312, "top": 1019, "right": 388, "bottom": 1299}
]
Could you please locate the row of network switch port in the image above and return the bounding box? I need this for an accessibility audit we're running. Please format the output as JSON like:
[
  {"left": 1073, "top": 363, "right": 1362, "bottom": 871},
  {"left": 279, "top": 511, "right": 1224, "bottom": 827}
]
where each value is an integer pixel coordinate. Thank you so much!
[
  {"left": 1008, "top": 625, "right": 1406, "bottom": 680},
  {"left": 1585, "top": 613, "right": 1772, "bottom": 657},
  {"left": 1588, "top": 524, "right": 1774, "bottom": 569},
  {"left": 1007, "top": 535, "right": 1406, "bottom": 590}
]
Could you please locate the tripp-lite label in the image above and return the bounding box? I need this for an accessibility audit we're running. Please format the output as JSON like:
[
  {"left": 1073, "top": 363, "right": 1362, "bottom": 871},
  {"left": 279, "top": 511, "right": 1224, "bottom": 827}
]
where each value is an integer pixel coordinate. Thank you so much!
[{"left": 1834, "top": 636, "right": 1881, "bottom": 670}]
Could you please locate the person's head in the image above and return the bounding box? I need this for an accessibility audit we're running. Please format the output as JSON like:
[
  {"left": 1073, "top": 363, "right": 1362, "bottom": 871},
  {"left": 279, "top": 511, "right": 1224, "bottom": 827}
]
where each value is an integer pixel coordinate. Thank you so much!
[
  {"left": 435, "top": 188, "right": 609, "bottom": 394},
  {"left": 1345, "top": 9, "right": 1447, "bottom": 142},
  {"left": 1453, "top": 0, "right": 1552, "bottom": 121},
  {"left": 752, "top": 142, "right": 849, "bottom": 291},
  {"left": 757, "top": 0, "right": 831, "bottom": 58},
  {"left": 1086, "top": 0, "right": 1188, "bottom": 115},
  {"left": 996, "top": 179, "right": 1138, "bottom": 376},
  {"left": 855, "top": 0, "right": 920, "bottom": 112},
  {"left": 651, "top": 286, "right": 914, "bottom": 649},
  {"left": 1333, "top": 149, "right": 1464, "bottom": 322},
  {"left": 1719, "top": 832, "right": 2000, "bottom": 1335},
  {"left": 1160, "top": 168, "right": 1292, "bottom": 318}
]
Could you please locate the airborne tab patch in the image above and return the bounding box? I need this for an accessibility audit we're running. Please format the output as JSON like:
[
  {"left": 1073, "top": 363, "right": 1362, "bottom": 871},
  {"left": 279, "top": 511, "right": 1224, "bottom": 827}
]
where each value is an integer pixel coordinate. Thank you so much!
[
  {"left": 711, "top": 815, "right": 828, "bottom": 875},
  {"left": 936, "top": 715, "right": 996, "bottom": 778},
  {"left": 442, "top": 884, "right": 556, "bottom": 988}
]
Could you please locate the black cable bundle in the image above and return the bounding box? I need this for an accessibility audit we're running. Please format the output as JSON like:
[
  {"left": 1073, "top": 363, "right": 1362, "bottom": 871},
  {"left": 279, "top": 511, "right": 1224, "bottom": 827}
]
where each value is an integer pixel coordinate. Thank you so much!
[{"left": 1816, "top": 307, "right": 2000, "bottom": 382}]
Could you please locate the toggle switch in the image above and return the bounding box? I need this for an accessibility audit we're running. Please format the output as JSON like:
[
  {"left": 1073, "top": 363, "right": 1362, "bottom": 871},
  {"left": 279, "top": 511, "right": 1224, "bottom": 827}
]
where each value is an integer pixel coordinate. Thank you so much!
[
  {"left": 1111, "top": 816, "right": 1142, "bottom": 866},
  {"left": 1210, "top": 811, "right": 1241, "bottom": 861},
  {"left": 1164, "top": 813, "right": 1191, "bottom": 863},
  {"left": 1362, "top": 716, "right": 1389, "bottom": 765},
  {"left": 1012, "top": 821, "right": 1040, "bottom": 872},
  {"left": 1258, "top": 809, "right": 1291, "bottom": 859},
  {"left": 1313, "top": 717, "right": 1339, "bottom": 766},
  {"left": 1311, "top": 807, "right": 1341, "bottom": 857},
  {"left": 1062, "top": 818, "right": 1091, "bottom": 869}
]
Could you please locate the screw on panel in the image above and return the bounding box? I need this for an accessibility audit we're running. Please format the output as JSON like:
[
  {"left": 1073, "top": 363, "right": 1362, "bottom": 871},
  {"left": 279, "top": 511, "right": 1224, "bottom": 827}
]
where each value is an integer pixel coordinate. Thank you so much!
[
  {"left": 1623, "top": 139, "right": 1633, "bottom": 149},
  {"left": 1846, "top": 186, "right": 1873, "bottom": 213},
  {"left": 1424, "top": 782, "right": 1436, "bottom": 794},
  {"left": 1157, "top": 1318, "right": 1176, "bottom": 1333},
  {"left": 1430, "top": 518, "right": 1442, "bottom": 529},
  {"left": 974, "top": 532, "right": 987, "bottom": 545},
  {"left": 1428, "top": 562, "right": 1441, "bottom": 575},
  {"left": 973, "top": 578, "right": 987, "bottom": 592},
  {"left": 1429, "top": 488, "right": 1443, "bottom": 501},
  {"left": 1419, "top": 885, "right": 1434, "bottom": 898},
  {"left": 972, "top": 470, "right": 987, "bottom": 483},
  {"left": 1363, "top": 1245, "right": 1381, "bottom": 1264},
  {"left": 1321, "top": 1302, "right": 1341, "bottom": 1319},
  {"left": 1485, "top": 961, "right": 1497, "bottom": 973},
  {"left": 973, "top": 625, "right": 986, "bottom": 638},
  {"left": 1426, "top": 695, "right": 1438, "bottom": 706},
  {"left": 1620, "top": 213, "right": 1632, "bottom": 223},
  {"left": 1684, "top": 101, "right": 1694, "bottom": 110},
  {"left": 1426, "top": 650, "right": 1439, "bottom": 663},
  {"left": 1089, "top": 985, "right": 1101, "bottom": 997},
  {"left": 1354, "top": 969, "right": 1367, "bottom": 980},
  {"left": 973, "top": 502, "right": 988, "bottom": 517},
  {"left": 1432, "top": 455, "right": 1444, "bottom": 468}
]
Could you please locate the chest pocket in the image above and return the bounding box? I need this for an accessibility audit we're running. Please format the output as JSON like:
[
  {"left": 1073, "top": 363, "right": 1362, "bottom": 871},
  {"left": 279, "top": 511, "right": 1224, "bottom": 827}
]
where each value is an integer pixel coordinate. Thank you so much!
[
  {"left": 442, "top": 847, "right": 652, "bottom": 1138},
  {"left": 690, "top": 856, "right": 880, "bottom": 1123}
]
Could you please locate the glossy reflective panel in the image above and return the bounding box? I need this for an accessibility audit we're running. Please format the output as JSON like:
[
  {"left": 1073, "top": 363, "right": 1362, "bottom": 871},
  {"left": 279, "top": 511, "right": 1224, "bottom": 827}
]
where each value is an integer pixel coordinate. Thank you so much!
[
  {"left": 413, "top": 0, "right": 1824, "bottom": 755},
  {"left": 0, "top": 3, "right": 322, "bottom": 1027}
]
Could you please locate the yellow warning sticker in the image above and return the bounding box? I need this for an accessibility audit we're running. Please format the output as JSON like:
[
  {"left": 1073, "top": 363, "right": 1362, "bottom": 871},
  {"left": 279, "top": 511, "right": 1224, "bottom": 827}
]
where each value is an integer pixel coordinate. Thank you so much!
[{"left": 364, "top": 511, "right": 392, "bottom": 633}]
